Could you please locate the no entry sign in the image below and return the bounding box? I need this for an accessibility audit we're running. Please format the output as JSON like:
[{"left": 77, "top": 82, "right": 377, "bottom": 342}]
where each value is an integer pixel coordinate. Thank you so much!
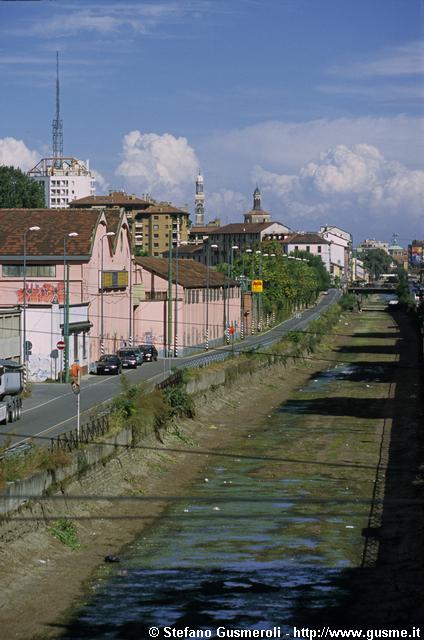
[{"left": 57, "top": 340, "right": 65, "bottom": 351}]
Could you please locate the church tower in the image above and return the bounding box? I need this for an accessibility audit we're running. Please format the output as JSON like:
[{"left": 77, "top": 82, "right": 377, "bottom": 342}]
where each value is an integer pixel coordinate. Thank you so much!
[
  {"left": 243, "top": 186, "right": 271, "bottom": 224},
  {"left": 195, "top": 171, "right": 205, "bottom": 227}
]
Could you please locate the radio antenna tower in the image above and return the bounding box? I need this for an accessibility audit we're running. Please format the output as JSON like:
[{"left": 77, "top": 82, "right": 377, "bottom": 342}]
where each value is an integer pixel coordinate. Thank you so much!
[{"left": 52, "top": 51, "right": 63, "bottom": 161}]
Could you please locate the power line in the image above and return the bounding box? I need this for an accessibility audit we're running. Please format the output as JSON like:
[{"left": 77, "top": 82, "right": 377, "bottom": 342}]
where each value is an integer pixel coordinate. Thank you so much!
[{"left": 0, "top": 435, "right": 417, "bottom": 473}]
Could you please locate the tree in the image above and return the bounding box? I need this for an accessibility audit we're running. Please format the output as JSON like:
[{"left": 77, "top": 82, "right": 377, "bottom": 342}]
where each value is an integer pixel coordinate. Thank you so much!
[
  {"left": 361, "top": 249, "right": 392, "bottom": 280},
  {"left": 0, "top": 165, "right": 45, "bottom": 208}
]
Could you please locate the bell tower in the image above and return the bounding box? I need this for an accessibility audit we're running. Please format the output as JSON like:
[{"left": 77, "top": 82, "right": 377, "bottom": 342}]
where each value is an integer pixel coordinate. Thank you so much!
[{"left": 195, "top": 171, "right": 205, "bottom": 226}]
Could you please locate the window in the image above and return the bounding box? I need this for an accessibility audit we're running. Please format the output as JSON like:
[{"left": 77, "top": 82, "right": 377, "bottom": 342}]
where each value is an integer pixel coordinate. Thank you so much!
[
  {"left": 318, "top": 246, "right": 322, "bottom": 254},
  {"left": 3, "top": 264, "right": 56, "bottom": 277},
  {"left": 154, "top": 215, "right": 159, "bottom": 220},
  {"left": 195, "top": 290, "right": 199, "bottom": 303},
  {"left": 153, "top": 224, "right": 159, "bottom": 230},
  {"left": 306, "top": 246, "right": 310, "bottom": 252},
  {"left": 82, "top": 332, "right": 87, "bottom": 359},
  {"left": 154, "top": 234, "right": 159, "bottom": 238}
]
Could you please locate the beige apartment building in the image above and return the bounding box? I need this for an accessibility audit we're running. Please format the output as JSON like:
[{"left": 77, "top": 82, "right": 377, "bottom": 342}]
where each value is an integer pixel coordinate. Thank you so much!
[{"left": 70, "top": 192, "right": 189, "bottom": 255}]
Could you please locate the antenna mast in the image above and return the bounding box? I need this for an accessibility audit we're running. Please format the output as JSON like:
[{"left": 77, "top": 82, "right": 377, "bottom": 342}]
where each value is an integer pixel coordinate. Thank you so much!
[{"left": 52, "top": 51, "right": 63, "bottom": 161}]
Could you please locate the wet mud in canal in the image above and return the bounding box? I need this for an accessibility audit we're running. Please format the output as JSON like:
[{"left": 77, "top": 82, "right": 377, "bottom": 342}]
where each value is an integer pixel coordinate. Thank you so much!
[{"left": 57, "top": 301, "right": 424, "bottom": 639}]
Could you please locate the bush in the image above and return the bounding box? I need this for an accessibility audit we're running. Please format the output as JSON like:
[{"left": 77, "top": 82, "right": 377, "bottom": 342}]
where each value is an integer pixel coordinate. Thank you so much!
[{"left": 49, "top": 518, "right": 80, "bottom": 550}]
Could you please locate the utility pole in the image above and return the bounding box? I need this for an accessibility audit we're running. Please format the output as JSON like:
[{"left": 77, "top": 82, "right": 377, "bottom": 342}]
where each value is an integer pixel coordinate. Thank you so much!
[
  {"left": 167, "top": 228, "right": 173, "bottom": 357},
  {"left": 174, "top": 217, "right": 179, "bottom": 357}
]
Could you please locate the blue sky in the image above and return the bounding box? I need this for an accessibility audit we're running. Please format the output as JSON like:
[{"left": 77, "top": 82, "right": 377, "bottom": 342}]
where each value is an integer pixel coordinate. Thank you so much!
[{"left": 1, "top": 0, "right": 423, "bottom": 244}]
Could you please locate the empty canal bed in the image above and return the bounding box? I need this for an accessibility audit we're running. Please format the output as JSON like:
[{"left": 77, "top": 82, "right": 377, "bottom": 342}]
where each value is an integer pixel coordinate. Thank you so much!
[{"left": 60, "top": 305, "right": 424, "bottom": 638}]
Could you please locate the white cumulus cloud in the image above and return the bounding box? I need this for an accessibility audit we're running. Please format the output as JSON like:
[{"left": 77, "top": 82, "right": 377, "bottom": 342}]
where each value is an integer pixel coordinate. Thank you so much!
[
  {"left": 254, "top": 144, "right": 424, "bottom": 238},
  {"left": 116, "top": 130, "right": 199, "bottom": 202},
  {"left": 0, "top": 137, "right": 40, "bottom": 171}
]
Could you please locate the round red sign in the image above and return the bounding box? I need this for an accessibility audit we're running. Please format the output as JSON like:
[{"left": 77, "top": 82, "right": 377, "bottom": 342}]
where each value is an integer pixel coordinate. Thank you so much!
[{"left": 57, "top": 340, "right": 65, "bottom": 351}]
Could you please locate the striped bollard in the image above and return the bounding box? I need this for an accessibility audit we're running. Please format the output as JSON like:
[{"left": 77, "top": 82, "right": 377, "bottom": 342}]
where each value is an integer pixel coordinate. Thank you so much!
[
  {"left": 205, "top": 329, "right": 209, "bottom": 351},
  {"left": 174, "top": 334, "right": 178, "bottom": 358},
  {"left": 100, "top": 339, "right": 105, "bottom": 356},
  {"left": 240, "top": 319, "right": 244, "bottom": 340}
]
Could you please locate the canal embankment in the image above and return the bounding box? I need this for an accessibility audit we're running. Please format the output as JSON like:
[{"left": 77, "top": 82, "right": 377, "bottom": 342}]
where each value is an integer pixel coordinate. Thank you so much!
[{"left": 0, "top": 300, "right": 423, "bottom": 638}]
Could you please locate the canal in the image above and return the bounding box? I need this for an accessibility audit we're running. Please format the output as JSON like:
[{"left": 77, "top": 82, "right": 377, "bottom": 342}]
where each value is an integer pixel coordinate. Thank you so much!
[{"left": 64, "top": 345, "right": 386, "bottom": 639}]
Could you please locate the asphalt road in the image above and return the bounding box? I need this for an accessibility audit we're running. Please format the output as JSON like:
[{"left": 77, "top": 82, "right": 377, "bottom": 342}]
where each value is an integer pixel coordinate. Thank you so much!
[{"left": 0, "top": 289, "right": 341, "bottom": 450}]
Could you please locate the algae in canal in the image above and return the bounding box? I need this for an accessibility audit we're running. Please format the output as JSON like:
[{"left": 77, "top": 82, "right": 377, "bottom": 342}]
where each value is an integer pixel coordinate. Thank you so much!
[{"left": 65, "top": 356, "right": 384, "bottom": 636}]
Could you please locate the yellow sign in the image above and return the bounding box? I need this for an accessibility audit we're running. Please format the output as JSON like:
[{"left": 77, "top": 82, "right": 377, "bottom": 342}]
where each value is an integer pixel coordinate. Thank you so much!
[
  {"left": 102, "top": 270, "right": 129, "bottom": 289},
  {"left": 251, "top": 279, "right": 263, "bottom": 293}
]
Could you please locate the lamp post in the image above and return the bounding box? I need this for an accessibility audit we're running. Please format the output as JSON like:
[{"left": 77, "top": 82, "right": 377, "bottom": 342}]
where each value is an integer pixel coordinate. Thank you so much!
[
  {"left": 205, "top": 243, "right": 218, "bottom": 350},
  {"left": 245, "top": 248, "right": 253, "bottom": 334},
  {"left": 63, "top": 232, "right": 79, "bottom": 383},
  {"left": 174, "top": 216, "right": 180, "bottom": 357},
  {"left": 22, "top": 225, "right": 40, "bottom": 386},
  {"left": 256, "top": 249, "right": 262, "bottom": 331},
  {"left": 100, "top": 232, "right": 116, "bottom": 357},
  {"left": 227, "top": 245, "right": 238, "bottom": 339}
]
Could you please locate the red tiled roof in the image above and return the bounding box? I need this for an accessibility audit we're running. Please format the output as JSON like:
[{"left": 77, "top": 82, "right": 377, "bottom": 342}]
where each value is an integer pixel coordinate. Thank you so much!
[
  {"left": 190, "top": 226, "right": 219, "bottom": 233},
  {"left": 282, "top": 232, "right": 330, "bottom": 245},
  {"left": 69, "top": 193, "right": 152, "bottom": 207},
  {"left": 205, "top": 222, "right": 277, "bottom": 235},
  {"left": 0, "top": 209, "right": 103, "bottom": 257},
  {"left": 144, "top": 203, "right": 187, "bottom": 216},
  {"left": 135, "top": 257, "right": 237, "bottom": 288}
]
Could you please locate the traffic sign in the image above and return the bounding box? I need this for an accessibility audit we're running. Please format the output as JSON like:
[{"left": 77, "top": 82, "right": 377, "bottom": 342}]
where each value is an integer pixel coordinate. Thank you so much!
[
  {"left": 57, "top": 340, "right": 65, "bottom": 351},
  {"left": 229, "top": 326, "right": 236, "bottom": 335},
  {"left": 71, "top": 381, "right": 80, "bottom": 395},
  {"left": 251, "top": 279, "right": 263, "bottom": 293}
]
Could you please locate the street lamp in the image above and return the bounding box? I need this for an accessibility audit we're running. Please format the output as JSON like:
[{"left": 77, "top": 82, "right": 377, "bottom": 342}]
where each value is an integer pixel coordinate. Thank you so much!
[
  {"left": 227, "top": 245, "right": 238, "bottom": 341},
  {"left": 22, "top": 226, "right": 40, "bottom": 384},
  {"left": 205, "top": 243, "right": 218, "bottom": 350},
  {"left": 63, "top": 232, "right": 79, "bottom": 383},
  {"left": 256, "top": 249, "right": 262, "bottom": 331},
  {"left": 245, "top": 248, "right": 253, "bottom": 334},
  {"left": 100, "top": 232, "right": 116, "bottom": 356}
]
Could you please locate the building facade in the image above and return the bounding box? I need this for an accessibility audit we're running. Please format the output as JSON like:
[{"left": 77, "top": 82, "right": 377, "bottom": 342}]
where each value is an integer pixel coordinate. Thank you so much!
[
  {"left": 134, "top": 257, "right": 241, "bottom": 355},
  {"left": 28, "top": 157, "right": 95, "bottom": 208},
  {"left": 71, "top": 193, "right": 189, "bottom": 255},
  {"left": 319, "top": 225, "right": 352, "bottom": 282},
  {"left": 280, "top": 232, "right": 331, "bottom": 271},
  {"left": 0, "top": 208, "right": 133, "bottom": 380}
]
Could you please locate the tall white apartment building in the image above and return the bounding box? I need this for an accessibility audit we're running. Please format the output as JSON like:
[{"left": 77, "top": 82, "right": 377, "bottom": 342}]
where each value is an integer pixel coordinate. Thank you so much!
[{"left": 28, "top": 157, "right": 95, "bottom": 208}]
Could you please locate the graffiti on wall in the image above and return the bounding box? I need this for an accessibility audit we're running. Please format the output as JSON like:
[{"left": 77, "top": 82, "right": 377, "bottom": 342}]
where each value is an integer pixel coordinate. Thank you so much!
[{"left": 17, "top": 282, "right": 65, "bottom": 304}]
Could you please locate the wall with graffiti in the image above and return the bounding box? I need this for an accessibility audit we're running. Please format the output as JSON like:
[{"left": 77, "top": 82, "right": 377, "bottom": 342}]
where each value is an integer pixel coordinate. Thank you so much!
[{"left": 16, "top": 281, "right": 65, "bottom": 305}]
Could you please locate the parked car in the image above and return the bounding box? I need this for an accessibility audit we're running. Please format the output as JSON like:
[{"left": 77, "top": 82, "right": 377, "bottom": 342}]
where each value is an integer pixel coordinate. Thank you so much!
[
  {"left": 117, "top": 348, "right": 139, "bottom": 369},
  {"left": 94, "top": 354, "right": 122, "bottom": 375},
  {"left": 132, "top": 347, "right": 144, "bottom": 366},
  {"left": 138, "top": 344, "right": 158, "bottom": 362}
]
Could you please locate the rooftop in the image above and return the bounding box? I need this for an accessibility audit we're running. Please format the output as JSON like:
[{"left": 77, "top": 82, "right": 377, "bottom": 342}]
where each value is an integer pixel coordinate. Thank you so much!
[
  {"left": 70, "top": 191, "right": 152, "bottom": 208},
  {"left": 136, "top": 257, "right": 237, "bottom": 288},
  {"left": 0, "top": 209, "right": 109, "bottom": 258},
  {"left": 283, "top": 232, "right": 330, "bottom": 245},
  {"left": 204, "top": 222, "right": 281, "bottom": 235}
]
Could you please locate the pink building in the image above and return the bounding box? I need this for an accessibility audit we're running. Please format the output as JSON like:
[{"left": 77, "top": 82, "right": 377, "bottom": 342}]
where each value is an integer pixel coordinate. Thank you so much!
[
  {"left": 0, "top": 208, "right": 133, "bottom": 380},
  {"left": 134, "top": 257, "right": 241, "bottom": 355}
]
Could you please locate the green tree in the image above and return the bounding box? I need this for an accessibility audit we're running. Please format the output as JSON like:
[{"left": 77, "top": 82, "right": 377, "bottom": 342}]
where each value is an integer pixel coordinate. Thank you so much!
[
  {"left": 0, "top": 165, "right": 45, "bottom": 208},
  {"left": 361, "top": 248, "right": 392, "bottom": 280}
]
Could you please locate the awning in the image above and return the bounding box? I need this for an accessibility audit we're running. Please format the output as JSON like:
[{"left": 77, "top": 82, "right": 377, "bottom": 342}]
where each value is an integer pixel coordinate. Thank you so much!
[{"left": 60, "top": 321, "right": 93, "bottom": 334}]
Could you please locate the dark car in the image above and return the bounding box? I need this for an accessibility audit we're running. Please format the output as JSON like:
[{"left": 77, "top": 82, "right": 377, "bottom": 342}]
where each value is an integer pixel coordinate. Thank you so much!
[
  {"left": 132, "top": 347, "right": 144, "bottom": 366},
  {"left": 138, "top": 344, "right": 158, "bottom": 362},
  {"left": 117, "top": 348, "right": 139, "bottom": 369},
  {"left": 94, "top": 354, "right": 122, "bottom": 375}
]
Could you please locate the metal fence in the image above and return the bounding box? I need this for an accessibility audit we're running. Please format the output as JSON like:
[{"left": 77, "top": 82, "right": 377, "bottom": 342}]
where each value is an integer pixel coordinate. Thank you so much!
[{"left": 49, "top": 412, "right": 110, "bottom": 452}]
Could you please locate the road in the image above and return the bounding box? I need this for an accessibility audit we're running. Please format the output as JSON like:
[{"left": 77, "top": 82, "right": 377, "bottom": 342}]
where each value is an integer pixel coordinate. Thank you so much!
[{"left": 0, "top": 289, "right": 341, "bottom": 450}]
